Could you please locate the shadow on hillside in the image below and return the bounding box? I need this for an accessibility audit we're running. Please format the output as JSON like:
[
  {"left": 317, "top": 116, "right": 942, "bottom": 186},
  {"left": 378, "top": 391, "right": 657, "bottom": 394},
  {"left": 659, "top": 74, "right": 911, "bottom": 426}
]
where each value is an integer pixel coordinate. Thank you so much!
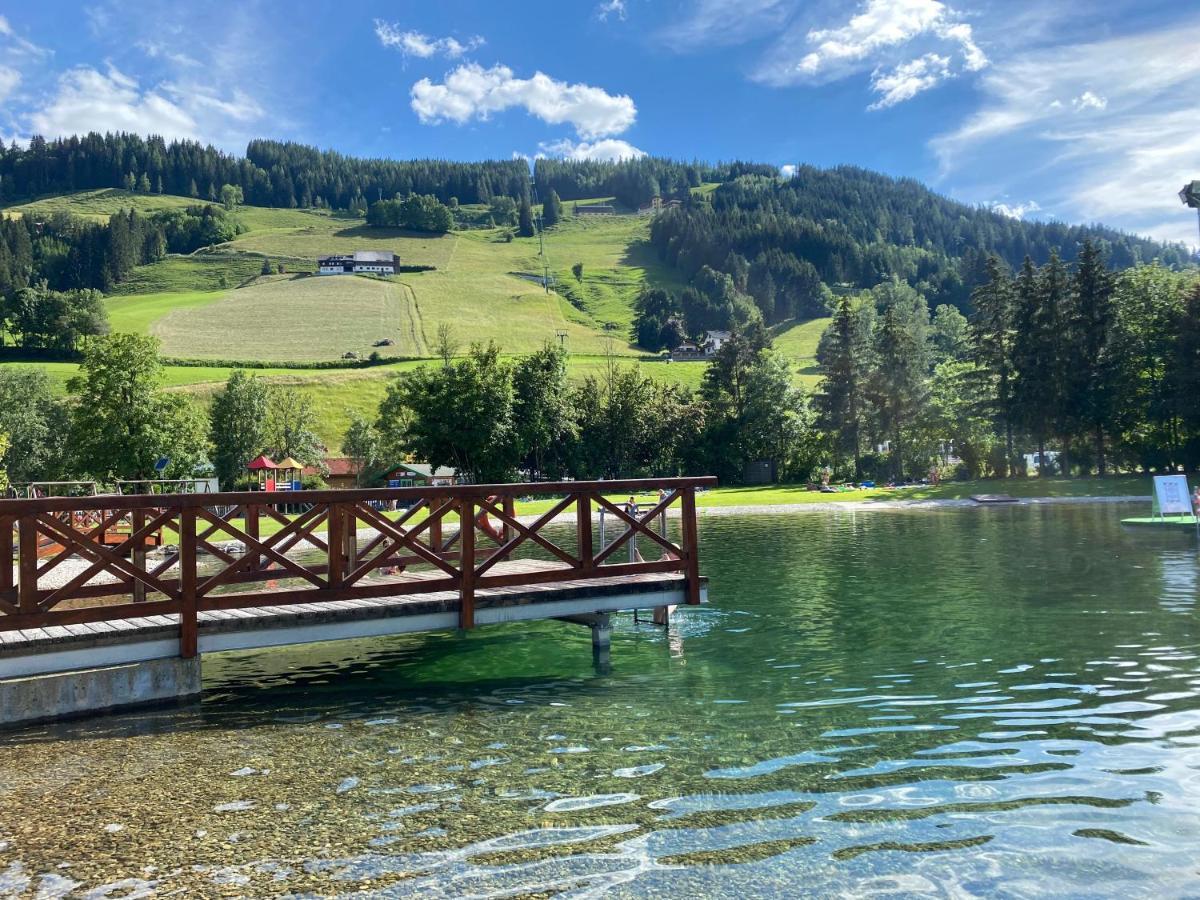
[{"left": 333, "top": 224, "right": 446, "bottom": 241}]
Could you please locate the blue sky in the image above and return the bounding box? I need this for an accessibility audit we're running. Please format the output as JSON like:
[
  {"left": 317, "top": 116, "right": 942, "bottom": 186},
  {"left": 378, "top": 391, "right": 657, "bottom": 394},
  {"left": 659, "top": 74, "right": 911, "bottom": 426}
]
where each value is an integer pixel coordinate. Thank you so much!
[{"left": 2, "top": 0, "right": 1198, "bottom": 245}]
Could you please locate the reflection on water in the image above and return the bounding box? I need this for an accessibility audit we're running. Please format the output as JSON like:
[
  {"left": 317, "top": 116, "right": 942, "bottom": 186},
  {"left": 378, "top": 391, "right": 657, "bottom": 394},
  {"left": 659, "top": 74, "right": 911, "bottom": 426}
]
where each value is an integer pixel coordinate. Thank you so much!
[{"left": 2, "top": 502, "right": 1200, "bottom": 896}]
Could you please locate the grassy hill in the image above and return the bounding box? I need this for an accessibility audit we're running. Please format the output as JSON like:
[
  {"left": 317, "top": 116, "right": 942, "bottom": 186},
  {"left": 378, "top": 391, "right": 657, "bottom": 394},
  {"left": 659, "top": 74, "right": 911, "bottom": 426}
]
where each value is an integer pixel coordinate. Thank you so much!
[
  {"left": 1, "top": 190, "right": 828, "bottom": 448},
  {"left": 2, "top": 188, "right": 204, "bottom": 222}
]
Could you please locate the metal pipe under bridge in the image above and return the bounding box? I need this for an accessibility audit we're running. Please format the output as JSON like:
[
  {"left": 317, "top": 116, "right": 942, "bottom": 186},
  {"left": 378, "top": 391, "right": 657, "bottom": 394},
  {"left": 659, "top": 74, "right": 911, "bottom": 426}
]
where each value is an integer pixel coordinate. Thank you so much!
[{"left": 0, "top": 477, "right": 713, "bottom": 726}]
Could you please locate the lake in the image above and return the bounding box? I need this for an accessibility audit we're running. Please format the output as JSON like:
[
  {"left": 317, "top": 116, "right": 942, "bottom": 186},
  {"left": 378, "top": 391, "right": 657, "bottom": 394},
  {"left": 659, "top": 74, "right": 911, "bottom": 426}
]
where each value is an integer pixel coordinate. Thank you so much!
[{"left": 2, "top": 502, "right": 1199, "bottom": 897}]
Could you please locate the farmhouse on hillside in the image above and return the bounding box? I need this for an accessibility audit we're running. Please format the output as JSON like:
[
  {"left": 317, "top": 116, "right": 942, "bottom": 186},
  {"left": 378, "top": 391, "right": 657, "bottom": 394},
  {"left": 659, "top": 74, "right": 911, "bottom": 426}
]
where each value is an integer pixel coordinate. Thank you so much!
[
  {"left": 318, "top": 250, "right": 400, "bottom": 275},
  {"left": 671, "top": 329, "right": 732, "bottom": 361}
]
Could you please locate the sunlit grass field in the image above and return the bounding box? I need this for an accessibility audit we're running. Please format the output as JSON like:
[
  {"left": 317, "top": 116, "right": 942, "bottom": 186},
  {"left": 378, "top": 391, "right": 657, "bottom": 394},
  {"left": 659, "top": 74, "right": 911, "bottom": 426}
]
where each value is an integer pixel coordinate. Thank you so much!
[
  {"left": 1, "top": 189, "right": 830, "bottom": 448},
  {"left": 2, "top": 188, "right": 202, "bottom": 222}
]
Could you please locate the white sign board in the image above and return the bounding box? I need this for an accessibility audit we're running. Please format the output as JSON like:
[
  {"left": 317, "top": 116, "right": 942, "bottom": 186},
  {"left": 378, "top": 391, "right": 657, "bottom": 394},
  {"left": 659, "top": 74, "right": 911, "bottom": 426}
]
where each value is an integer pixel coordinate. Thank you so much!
[{"left": 1153, "top": 475, "right": 1192, "bottom": 516}]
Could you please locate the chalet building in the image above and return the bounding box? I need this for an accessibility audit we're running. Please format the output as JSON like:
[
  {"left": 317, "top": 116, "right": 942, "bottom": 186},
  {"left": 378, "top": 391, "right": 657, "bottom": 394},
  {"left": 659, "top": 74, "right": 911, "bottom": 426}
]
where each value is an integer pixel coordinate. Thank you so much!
[
  {"left": 671, "top": 329, "right": 732, "bottom": 361},
  {"left": 318, "top": 250, "right": 400, "bottom": 275},
  {"left": 576, "top": 204, "right": 616, "bottom": 216},
  {"left": 382, "top": 462, "right": 461, "bottom": 487}
]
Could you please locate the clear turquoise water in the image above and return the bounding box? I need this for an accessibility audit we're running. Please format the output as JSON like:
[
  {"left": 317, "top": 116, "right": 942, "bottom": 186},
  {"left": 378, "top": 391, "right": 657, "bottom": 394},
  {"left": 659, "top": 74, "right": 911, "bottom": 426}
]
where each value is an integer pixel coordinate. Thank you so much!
[{"left": 2, "top": 502, "right": 1200, "bottom": 897}]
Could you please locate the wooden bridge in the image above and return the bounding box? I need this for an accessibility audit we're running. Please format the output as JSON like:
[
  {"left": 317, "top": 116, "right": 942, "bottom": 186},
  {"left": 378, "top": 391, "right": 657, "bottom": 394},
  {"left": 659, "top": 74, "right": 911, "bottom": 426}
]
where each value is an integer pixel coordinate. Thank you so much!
[{"left": 0, "top": 478, "right": 712, "bottom": 724}]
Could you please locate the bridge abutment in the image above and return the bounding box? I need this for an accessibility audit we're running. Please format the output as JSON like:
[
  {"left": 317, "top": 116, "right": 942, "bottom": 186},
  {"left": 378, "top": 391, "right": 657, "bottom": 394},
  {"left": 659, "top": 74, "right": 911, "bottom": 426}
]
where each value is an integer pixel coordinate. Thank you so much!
[{"left": 0, "top": 656, "right": 200, "bottom": 727}]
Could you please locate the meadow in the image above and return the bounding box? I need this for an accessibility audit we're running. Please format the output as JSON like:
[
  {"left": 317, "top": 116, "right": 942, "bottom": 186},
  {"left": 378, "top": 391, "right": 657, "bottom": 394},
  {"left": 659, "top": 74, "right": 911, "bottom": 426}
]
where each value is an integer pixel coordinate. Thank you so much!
[
  {"left": 2, "top": 188, "right": 202, "bottom": 222},
  {"left": 1, "top": 189, "right": 830, "bottom": 448}
]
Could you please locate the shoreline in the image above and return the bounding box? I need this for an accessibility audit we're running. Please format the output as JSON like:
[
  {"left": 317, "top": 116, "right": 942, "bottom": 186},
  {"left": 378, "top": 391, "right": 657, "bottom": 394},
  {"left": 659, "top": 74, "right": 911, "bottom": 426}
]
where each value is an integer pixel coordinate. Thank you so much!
[{"left": 689, "top": 493, "right": 1148, "bottom": 518}]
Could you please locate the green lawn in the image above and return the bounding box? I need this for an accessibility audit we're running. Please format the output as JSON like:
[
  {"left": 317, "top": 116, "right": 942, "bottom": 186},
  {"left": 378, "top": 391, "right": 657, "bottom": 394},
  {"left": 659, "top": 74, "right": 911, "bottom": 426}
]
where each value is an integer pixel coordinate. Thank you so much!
[
  {"left": 515, "top": 475, "right": 1152, "bottom": 515},
  {"left": 109, "top": 254, "right": 286, "bottom": 295},
  {"left": 219, "top": 212, "right": 459, "bottom": 267},
  {"left": 106, "top": 290, "right": 227, "bottom": 335},
  {"left": 2, "top": 188, "right": 202, "bottom": 222}
]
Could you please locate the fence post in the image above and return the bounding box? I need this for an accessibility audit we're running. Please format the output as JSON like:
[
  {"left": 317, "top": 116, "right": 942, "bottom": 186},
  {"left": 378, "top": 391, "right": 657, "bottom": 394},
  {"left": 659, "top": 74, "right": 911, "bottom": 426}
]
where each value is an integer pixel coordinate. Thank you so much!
[
  {"left": 327, "top": 502, "right": 345, "bottom": 587},
  {"left": 179, "top": 507, "right": 198, "bottom": 658},
  {"left": 343, "top": 504, "right": 358, "bottom": 572},
  {"left": 18, "top": 517, "right": 38, "bottom": 613},
  {"left": 430, "top": 495, "right": 444, "bottom": 557},
  {"left": 0, "top": 516, "right": 14, "bottom": 602},
  {"left": 459, "top": 498, "right": 475, "bottom": 630},
  {"left": 503, "top": 494, "right": 516, "bottom": 543},
  {"left": 576, "top": 493, "right": 593, "bottom": 571},
  {"left": 681, "top": 486, "right": 701, "bottom": 606},
  {"left": 131, "top": 508, "right": 147, "bottom": 603},
  {"left": 245, "top": 504, "right": 260, "bottom": 572}
]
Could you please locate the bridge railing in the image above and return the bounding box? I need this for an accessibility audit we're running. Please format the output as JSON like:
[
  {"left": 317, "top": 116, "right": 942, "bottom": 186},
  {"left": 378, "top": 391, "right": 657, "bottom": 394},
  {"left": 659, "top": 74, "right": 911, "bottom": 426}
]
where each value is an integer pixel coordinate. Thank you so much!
[{"left": 0, "top": 477, "right": 715, "bottom": 656}]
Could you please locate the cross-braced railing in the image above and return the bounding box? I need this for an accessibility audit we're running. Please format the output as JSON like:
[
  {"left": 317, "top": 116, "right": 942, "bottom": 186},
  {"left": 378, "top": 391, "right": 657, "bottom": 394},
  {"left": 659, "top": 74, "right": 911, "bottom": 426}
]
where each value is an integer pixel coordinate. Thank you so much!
[{"left": 0, "top": 478, "right": 714, "bottom": 656}]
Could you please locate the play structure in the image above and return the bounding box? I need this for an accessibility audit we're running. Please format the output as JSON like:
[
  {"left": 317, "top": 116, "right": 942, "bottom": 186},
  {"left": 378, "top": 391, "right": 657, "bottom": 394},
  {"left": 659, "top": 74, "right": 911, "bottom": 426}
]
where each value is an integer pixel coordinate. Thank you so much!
[{"left": 246, "top": 456, "right": 303, "bottom": 491}]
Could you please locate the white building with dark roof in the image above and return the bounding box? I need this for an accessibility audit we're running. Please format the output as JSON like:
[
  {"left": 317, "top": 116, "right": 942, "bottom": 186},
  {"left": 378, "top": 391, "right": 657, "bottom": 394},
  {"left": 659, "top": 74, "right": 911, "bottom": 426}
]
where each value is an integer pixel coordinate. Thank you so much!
[{"left": 318, "top": 250, "right": 400, "bottom": 275}]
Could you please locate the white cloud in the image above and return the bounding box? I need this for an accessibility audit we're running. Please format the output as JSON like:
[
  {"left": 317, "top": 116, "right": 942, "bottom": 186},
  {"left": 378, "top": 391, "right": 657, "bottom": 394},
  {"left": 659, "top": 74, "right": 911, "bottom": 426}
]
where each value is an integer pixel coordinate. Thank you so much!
[
  {"left": 753, "top": 0, "right": 985, "bottom": 109},
  {"left": 989, "top": 199, "right": 1041, "bottom": 219},
  {"left": 0, "top": 14, "right": 49, "bottom": 59},
  {"left": 779, "top": 164, "right": 797, "bottom": 179},
  {"left": 411, "top": 63, "right": 637, "bottom": 139},
  {"left": 660, "top": 0, "right": 793, "bottom": 48},
  {"left": 539, "top": 138, "right": 646, "bottom": 162},
  {"left": 869, "top": 53, "right": 951, "bottom": 109},
  {"left": 933, "top": 20, "right": 1200, "bottom": 245},
  {"left": 136, "top": 40, "right": 200, "bottom": 68},
  {"left": 1072, "top": 90, "right": 1106, "bottom": 111},
  {"left": 375, "top": 21, "right": 483, "bottom": 59},
  {"left": 0, "top": 65, "right": 19, "bottom": 103},
  {"left": 27, "top": 64, "right": 262, "bottom": 143},
  {"left": 596, "top": 1, "right": 627, "bottom": 21}
]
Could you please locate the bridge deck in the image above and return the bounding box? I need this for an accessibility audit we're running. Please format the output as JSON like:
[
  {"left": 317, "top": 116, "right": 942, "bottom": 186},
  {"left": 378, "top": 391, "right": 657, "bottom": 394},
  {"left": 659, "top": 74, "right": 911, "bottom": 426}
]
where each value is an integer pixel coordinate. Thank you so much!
[{"left": 0, "top": 559, "right": 704, "bottom": 679}]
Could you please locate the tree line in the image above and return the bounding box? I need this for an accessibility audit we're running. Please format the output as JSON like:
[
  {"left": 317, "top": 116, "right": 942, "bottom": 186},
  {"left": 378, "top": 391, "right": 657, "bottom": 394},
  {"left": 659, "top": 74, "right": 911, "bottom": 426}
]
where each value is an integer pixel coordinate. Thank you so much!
[
  {"left": 365, "top": 195, "right": 455, "bottom": 233},
  {"left": 0, "top": 204, "right": 243, "bottom": 299},
  {"left": 0, "top": 334, "right": 327, "bottom": 490},
  {"left": 0, "top": 133, "right": 532, "bottom": 211},
  {"left": 4, "top": 251, "right": 1200, "bottom": 497},
  {"left": 816, "top": 249, "right": 1200, "bottom": 480},
  {"left": 649, "top": 170, "right": 1189, "bottom": 316},
  {"left": 533, "top": 158, "right": 775, "bottom": 208}
]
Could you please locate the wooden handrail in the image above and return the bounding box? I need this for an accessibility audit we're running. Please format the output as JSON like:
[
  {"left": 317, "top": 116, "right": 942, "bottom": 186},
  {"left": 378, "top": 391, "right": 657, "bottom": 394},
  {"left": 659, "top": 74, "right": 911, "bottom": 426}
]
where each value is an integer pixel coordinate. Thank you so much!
[
  {"left": 2, "top": 477, "right": 713, "bottom": 653},
  {"left": 0, "top": 477, "right": 718, "bottom": 515}
]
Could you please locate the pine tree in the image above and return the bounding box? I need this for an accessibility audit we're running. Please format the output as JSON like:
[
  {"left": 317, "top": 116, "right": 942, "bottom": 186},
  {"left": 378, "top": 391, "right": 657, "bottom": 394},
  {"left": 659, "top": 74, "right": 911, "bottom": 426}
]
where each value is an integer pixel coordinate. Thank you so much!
[
  {"left": 815, "top": 296, "right": 870, "bottom": 479},
  {"left": 969, "top": 255, "right": 1016, "bottom": 474},
  {"left": 542, "top": 190, "right": 562, "bottom": 227},
  {"left": 865, "top": 300, "right": 927, "bottom": 480},
  {"left": 1067, "top": 240, "right": 1117, "bottom": 473},
  {"left": 1167, "top": 284, "right": 1200, "bottom": 467},
  {"left": 518, "top": 197, "right": 535, "bottom": 237},
  {"left": 188, "top": 178, "right": 199, "bottom": 198}
]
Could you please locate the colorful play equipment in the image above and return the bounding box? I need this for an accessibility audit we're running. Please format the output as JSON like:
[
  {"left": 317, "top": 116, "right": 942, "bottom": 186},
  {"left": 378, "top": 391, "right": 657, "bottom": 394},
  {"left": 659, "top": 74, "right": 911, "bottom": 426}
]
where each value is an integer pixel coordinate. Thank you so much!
[
  {"left": 275, "top": 457, "right": 304, "bottom": 491},
  {"left": 246, "top": 455, "right": 304, "bottom": 491}
]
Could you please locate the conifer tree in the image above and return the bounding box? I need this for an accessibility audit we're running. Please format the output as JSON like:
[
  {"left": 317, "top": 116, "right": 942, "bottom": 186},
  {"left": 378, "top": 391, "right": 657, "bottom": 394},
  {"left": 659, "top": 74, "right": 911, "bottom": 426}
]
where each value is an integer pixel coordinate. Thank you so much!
[
  {"left": 1067, "top": 240, "right": 1117, "bottom": 473},
  {"left": 518, "top": 196, "right": 535, "bottom": 237},
  {"left": 815, "top": 295, "right": 870, "bottom": 479},
  {"left": 969, "top": 255, "right": 1016, "bottom": 474}
]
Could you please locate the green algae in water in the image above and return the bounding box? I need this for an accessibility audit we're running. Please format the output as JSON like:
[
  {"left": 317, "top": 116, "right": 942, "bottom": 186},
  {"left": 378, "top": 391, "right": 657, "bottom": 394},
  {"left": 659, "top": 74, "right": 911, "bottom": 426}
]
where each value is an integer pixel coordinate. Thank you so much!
[{"left": 1, "top": 502, "right": 1198, "bottom": 896}]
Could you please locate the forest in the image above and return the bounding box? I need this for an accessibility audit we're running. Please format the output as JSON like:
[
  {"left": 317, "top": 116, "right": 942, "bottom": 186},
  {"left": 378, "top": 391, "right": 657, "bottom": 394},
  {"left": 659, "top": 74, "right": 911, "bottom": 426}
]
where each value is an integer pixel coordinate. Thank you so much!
[
  {"left": 1, "top": 133, "right": 1189, "bottom": 321},
  {"left": 0, "top": 204, "right": 242, "bottom": 299},
  {"left": 0, "top": 133, "right": 531, "bottom": 210},
  {"left": 646, "top": 169, "right": 1190, "bottom": 322},
  {"left": 1, "top": 245, "right": 1199, "bottom": 491}
]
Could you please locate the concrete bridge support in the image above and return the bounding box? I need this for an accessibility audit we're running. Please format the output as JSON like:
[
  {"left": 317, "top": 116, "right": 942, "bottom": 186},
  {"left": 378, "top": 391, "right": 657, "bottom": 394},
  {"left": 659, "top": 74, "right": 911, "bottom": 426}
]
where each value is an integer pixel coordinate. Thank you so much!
[{"left": 1, "top": 656, "right": 201, "bottom": 727}]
